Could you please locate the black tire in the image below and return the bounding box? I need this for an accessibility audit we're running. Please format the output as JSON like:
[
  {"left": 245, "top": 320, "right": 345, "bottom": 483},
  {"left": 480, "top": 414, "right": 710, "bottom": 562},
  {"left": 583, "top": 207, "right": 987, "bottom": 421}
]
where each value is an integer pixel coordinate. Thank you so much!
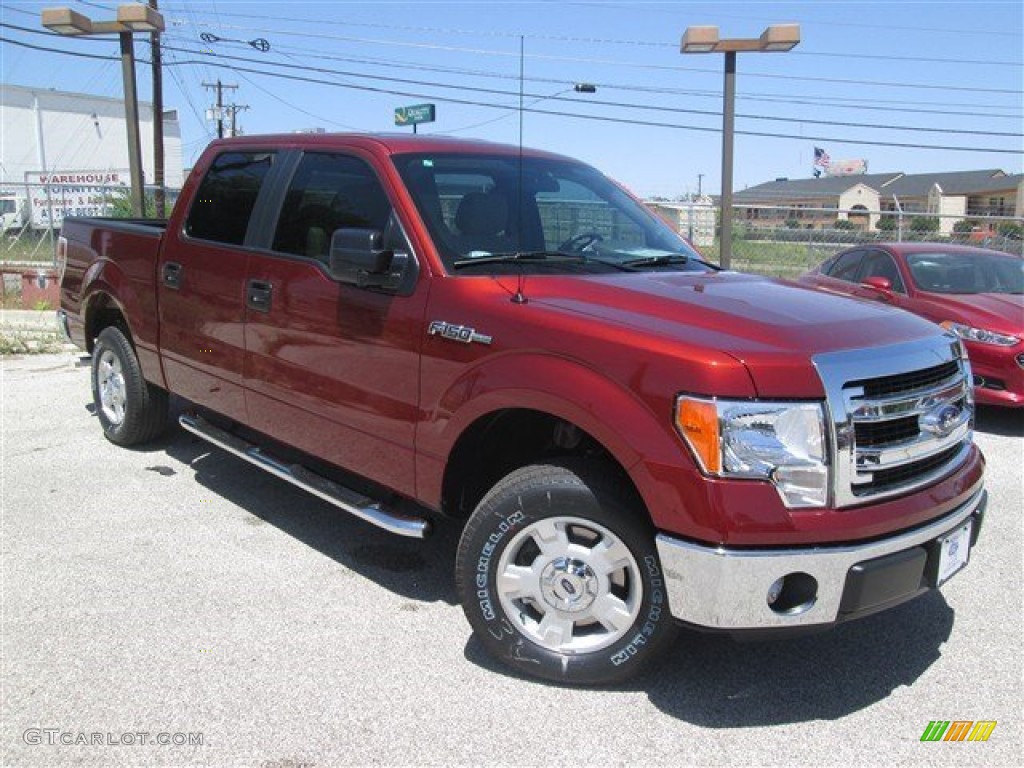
[
  {"left": 91, "top": 326, "right": 168, "bottom": 446},
  {"left": 456, "top": 460, "right": 677, "bottom": 685}
]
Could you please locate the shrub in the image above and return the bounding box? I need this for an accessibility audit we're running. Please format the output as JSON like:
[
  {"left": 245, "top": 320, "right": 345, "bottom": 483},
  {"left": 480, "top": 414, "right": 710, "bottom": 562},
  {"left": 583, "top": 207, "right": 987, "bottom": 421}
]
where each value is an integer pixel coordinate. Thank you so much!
[{"left": 909, "top": 215, "right": 940, "bottom": 233}]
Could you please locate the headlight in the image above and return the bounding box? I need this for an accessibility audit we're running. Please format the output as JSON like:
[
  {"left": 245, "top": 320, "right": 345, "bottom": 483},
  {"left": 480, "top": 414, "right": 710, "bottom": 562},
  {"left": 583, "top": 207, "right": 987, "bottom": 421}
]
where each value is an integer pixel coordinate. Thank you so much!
[
  {"left": 941, "top": 321, "right": 1018, "bottom": 347},
  {"left": 675, "top": 397, "right": 829, "bottom": 508}
]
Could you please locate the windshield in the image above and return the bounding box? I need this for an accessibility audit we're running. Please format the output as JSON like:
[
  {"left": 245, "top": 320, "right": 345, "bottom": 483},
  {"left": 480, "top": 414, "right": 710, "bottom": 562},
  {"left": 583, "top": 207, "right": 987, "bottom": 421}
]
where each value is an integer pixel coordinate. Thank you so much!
[
  {"left": 907, "top": 251, "right": 1024, "bottom": 295},
  {"left": 392, "top": 152, "right": 710, "bottom": 275}
]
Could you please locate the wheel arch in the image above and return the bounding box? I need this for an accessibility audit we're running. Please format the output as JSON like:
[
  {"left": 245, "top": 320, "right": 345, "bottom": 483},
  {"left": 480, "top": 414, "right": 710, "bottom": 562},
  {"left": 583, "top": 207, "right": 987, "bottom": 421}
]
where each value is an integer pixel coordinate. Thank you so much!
[
  {"left": 80, "top": 258, "right": 165, "bottom": 389},
  {"left": 430, "top": 353, "right": 697, "bottom": 534}
]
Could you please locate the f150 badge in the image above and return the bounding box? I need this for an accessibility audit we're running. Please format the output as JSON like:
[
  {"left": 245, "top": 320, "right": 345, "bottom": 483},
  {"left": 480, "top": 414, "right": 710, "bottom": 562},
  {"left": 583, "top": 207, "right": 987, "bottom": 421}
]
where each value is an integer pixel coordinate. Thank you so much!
[{"left": 428, "top": 320, "right": 493, "bottom": 346}]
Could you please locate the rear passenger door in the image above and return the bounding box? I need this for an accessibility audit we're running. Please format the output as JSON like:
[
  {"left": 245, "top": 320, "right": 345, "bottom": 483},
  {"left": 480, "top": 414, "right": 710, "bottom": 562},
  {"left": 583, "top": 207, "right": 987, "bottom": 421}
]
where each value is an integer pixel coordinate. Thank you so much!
[
  {"left": 158, "top": 149, "right": 279, "bottom": 422},
  {"left": 242, "top": 151, "right": 428, "bottom": 499}
]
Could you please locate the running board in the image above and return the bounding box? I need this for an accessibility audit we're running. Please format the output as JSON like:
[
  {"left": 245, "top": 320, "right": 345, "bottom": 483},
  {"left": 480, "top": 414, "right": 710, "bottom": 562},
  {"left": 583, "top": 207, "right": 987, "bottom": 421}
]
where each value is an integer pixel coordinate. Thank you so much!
[{"left": 179, "top": 414, "right": 430, "bottom": 539}]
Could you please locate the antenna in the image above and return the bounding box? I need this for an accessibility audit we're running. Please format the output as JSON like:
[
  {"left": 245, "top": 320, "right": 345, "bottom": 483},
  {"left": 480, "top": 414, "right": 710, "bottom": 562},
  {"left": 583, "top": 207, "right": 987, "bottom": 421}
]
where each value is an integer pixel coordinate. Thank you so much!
[
  {"left": 511, "top": 34, "right": 529, "bottom": 305},
  {"left": 517, "top": 35, "right": 525, "bottom": 255}
]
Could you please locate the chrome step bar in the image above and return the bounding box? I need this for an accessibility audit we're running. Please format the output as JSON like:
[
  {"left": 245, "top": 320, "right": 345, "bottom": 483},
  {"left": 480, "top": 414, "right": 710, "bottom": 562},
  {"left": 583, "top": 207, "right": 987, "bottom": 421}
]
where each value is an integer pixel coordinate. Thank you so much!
[{"left": 179, "top": 414, "right": 430, "bottom": 539}]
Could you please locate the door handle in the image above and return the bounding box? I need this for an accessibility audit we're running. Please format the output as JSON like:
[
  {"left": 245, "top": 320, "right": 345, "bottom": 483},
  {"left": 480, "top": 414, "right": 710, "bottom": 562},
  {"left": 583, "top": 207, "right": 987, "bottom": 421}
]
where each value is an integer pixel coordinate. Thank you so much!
[
  {"left": 247, "top": 279, "right": 273, "bottom": 312},
  {"left": 161, "top": 261, "right": 183, "bottom": 289}
]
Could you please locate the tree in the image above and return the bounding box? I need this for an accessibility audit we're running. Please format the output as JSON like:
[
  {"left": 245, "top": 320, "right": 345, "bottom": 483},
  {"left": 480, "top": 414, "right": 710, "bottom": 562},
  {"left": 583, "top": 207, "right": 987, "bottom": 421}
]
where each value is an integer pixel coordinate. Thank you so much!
[
  {"left": 952, "top": 219, "right": 979, "bottom": 234},
  {"left": 109, "top": 189, "right": 157, "bottom": 219},
  {"left": 833, "top": 219, "right": 857, "bottom": 231},
  {"left": 876, "top": 216, "right": 897, "bottom": 232},
  {"left": 909, "top": 215, "right": 940, "bottom": 234},
  {"left": 997, "top": 222, "right": 1022, "bottom": 241}
]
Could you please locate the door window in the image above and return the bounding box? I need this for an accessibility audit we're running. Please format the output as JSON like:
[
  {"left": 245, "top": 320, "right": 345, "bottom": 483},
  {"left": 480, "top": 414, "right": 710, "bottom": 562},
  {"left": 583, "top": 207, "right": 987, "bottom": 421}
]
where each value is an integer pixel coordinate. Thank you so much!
[
  {"left": 272, "top": 153, "right": 392, "bottom": 262},
  {"left": 185, "top": 151, "right": 275, "bottom": 245},
  {"left": 858, "top": 250, "right": 906, "bottom": 293}
]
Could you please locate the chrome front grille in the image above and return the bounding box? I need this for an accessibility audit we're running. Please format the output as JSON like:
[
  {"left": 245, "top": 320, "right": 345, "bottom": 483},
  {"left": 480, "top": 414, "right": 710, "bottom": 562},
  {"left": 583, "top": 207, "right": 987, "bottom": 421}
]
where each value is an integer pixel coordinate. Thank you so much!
[{"left": 814, "top": 335, "right": 973, "bottom": 508}]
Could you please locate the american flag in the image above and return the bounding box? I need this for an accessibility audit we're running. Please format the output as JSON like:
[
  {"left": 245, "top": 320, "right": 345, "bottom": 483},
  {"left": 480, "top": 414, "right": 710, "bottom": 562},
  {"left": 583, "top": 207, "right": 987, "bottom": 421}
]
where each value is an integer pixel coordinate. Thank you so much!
[{"left": 813, "top": 146, "right": 831, "bottom": 168}]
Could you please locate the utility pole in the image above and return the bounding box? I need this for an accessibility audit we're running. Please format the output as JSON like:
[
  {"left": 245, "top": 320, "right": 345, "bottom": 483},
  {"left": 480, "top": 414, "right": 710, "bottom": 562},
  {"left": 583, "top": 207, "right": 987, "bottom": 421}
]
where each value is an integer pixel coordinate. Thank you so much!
[
  {"left": 225, "top": 103, "right": 249, "bottom": 138},
  {"left": 150, "top": 0, "right": 165, "bottom": 218},
  {"left": 697, "top": 173, "right": 704, "bottom": 198},
  {"left": 203, "top": 81, "right": 238, "bottom": 139}
]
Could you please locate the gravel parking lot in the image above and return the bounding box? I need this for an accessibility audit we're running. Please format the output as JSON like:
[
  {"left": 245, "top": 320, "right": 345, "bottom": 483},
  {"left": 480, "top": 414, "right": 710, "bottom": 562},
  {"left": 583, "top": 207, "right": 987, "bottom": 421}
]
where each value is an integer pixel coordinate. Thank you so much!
[{"left": 2, "top": 352, "right": 1021, "bottom": 767}]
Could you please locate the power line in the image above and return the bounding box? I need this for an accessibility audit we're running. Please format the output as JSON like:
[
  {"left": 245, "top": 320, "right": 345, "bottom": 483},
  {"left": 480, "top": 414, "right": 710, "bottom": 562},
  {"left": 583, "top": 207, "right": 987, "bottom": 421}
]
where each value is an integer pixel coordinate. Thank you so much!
[
  {"left": 5, "top": 33, "right": 1019, "bottom": 153},
  {"left": 169, "top": 6, "right": 1024, "bottom": 61},
  {"left": 152, "top": 54, "right": 1021, "bottom": 155},
  {"left": 156, "top": 42, "right": 1024, "bottom": 139},
  {"left": 168, "top": 32, "right": 1020, "bottom": 120},
  {"left": 173, "top": 18, "right": 1022, "bottom": 96}
]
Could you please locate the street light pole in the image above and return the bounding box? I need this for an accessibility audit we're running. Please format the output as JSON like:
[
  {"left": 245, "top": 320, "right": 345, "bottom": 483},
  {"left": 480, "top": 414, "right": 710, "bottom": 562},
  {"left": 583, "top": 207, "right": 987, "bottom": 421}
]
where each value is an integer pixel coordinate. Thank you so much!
[
  {"left": 720, "top": 51, "right": 736, "bottom": 268},
  {"left": 41, "top": 4, "right": 165, "bottom": 219},
  {"left": 119, "top": 30, "right": 145, "bottom": 217},
  {"left": 681, "top": 23, "right": 800, "bottom": 270},
  {"left": 150, "top": 0, "right": 165, "bottom": 218}
]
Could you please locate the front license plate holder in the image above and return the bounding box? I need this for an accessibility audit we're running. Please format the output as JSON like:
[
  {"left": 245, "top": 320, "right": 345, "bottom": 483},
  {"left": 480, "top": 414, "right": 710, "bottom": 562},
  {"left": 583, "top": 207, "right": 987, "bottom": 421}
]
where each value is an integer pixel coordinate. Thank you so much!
[{"left": 935, "top": 521, "right": 972, "bottom": 587}]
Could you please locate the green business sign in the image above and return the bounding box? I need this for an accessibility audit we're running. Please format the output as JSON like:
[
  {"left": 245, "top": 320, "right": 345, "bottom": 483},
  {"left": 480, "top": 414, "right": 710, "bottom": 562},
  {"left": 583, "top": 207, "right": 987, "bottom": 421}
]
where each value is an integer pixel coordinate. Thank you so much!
[{"left": 394, "top": 103, "right": 436, "bottom": 126}]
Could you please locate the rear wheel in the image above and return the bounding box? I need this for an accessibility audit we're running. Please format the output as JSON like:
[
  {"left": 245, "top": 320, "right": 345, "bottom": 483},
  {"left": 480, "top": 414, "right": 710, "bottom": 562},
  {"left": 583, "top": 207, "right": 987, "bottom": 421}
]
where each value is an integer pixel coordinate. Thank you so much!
[
  {"left": 91, "top": 326, "right": 168, "bottom": 446},
  {"left": 456, "top": 460, "right": 676, "bottom": 685}
]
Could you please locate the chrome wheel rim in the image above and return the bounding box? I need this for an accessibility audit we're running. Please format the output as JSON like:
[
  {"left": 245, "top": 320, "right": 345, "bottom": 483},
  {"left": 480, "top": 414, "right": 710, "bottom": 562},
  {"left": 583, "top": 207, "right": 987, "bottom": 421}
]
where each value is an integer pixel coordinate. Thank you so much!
[
  {"left": 495, "top": 516, "right": 643, "bottom": 654},
  {"left": 97, "top": 350, "right": 127, "bottom": 426}
]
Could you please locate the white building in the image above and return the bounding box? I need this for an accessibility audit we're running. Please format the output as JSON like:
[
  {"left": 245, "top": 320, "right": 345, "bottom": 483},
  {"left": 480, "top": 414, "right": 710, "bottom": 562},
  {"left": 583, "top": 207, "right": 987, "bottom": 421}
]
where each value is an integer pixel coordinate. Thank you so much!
[
  {"left": 1, "top": 83, "right": 184, "bottom": 190},
  {"left": 645, "top": 197, "right": 716, "bottom": 248}
]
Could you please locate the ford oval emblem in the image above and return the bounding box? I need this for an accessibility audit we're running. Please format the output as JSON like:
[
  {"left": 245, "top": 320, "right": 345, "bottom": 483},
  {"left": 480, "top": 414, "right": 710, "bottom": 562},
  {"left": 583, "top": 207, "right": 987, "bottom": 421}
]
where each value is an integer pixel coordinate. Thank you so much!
[{"left": 921, "top": 404, "right": 963, "bottom": 437}]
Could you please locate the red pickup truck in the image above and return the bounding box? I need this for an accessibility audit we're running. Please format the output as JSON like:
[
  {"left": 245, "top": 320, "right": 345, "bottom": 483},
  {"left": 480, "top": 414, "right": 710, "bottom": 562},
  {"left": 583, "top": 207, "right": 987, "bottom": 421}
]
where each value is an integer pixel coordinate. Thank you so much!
[{"left": 57, "top": 134, "right": 985, "bottom": 685}]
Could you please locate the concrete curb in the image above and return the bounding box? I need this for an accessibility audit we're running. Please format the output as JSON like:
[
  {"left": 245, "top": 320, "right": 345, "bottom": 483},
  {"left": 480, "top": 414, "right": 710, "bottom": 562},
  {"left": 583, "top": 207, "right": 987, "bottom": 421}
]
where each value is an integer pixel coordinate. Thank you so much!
[
  {"left": 0, "top": 309, "right": 60, "bottom": 333},
  {"left": 0, "top": 310, "right": 76, "bottom": 355}
]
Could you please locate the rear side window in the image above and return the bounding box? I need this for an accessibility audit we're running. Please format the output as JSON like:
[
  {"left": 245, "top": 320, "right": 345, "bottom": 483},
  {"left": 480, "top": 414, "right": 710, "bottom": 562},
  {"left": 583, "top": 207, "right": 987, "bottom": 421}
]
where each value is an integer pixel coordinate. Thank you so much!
[{"left": 185, "top": 151, "right": 275, "bottom": 245}]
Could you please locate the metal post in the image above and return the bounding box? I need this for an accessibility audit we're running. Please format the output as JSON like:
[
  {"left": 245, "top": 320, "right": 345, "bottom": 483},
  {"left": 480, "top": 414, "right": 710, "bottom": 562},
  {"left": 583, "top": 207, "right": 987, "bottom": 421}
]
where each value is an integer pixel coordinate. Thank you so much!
[
  {"left": 119, "top": 31, "right": 145, "bottom": 217},
  {"left": 150, "top": 0, "right": 165, "bottom": 218},
  {"left": 719, "top": 51, "right": 736, "bottom": 270}
]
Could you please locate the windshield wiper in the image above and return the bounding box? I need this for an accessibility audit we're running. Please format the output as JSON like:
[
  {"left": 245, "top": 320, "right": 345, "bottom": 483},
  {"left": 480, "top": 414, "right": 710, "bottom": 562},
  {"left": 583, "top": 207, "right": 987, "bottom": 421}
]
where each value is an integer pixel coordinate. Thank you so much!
[
  {"left": 452, "top": 251, "right": 586, "bottom": 269},
  {"left": 620, "top": 254, "right": 690, "bottom": 268},
  {"left": 619, "top": 253, "right": 720, "bottom": 270}
]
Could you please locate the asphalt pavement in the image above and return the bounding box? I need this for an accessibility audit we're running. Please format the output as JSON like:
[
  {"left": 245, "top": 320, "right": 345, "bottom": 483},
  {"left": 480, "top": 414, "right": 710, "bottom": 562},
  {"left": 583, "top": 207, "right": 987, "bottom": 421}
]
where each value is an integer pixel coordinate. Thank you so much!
[{"left": 2, "top": 351, "right": 1021, "bottom": 767}]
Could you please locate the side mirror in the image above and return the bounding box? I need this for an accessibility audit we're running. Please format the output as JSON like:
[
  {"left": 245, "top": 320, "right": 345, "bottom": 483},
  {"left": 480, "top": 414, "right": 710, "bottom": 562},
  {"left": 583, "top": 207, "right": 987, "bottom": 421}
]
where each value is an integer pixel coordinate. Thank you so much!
[
  {"left": 862, "top": 275, "right": 893, "bottom": 295},
  {"left": 329, "top": 228, "right": 396, "bottom": 288}
]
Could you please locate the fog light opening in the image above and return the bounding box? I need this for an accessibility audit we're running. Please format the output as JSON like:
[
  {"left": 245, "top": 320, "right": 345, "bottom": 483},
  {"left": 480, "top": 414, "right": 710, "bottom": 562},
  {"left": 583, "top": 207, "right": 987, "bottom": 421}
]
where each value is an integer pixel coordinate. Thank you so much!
[{"left": 767, "top": 572, "right": 818, "bottom": 615}]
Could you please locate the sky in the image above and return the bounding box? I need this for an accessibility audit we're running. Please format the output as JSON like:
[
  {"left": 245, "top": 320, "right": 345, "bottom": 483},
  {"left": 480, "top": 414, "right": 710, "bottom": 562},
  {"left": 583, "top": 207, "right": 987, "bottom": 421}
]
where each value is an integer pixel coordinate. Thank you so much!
[{"left": 1, "top": 0, "right": 1022, "bottom": 198}]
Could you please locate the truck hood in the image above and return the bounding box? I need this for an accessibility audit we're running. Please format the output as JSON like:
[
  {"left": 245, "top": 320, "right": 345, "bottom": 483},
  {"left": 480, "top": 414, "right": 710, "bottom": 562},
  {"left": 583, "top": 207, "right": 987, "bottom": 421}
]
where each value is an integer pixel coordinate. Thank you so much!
[{"left": 525, "top": 270, "right": 944, "bottom": 398}]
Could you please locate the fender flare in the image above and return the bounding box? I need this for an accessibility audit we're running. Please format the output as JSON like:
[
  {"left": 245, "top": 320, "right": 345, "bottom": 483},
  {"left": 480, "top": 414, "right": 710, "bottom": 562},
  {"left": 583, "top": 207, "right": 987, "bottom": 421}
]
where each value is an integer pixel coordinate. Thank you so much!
[
  {"left": 425, "top": 351, "right": 701, "bottom": 532},
  {"left": 81, "top": 258, "right": 166, "bottom": 388}
]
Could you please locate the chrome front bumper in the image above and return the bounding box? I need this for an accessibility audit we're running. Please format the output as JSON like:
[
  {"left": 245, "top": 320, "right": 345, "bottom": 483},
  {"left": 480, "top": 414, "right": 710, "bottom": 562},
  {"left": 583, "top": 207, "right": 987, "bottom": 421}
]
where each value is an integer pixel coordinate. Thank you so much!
[{"left": 655, "top": 489, "right": 985, "bottom": 630}]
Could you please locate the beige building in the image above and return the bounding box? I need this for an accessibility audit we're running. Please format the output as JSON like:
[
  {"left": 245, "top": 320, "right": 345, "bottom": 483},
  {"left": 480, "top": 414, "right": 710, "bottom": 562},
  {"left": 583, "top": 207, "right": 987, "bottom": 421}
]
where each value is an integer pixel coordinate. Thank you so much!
[{"left": 735, "top": 169, "right": 1023, "bottom": 233}]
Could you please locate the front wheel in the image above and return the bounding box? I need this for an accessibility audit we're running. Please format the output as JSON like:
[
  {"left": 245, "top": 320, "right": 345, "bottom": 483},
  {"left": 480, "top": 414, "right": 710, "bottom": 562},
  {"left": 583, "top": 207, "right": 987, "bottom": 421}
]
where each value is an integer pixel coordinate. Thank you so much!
[
  {"left": 91, "top": 326, "right": 168, "bottom": 446},
  {"left": 456, "top": 461, "right": 676, "bottom": 685}
]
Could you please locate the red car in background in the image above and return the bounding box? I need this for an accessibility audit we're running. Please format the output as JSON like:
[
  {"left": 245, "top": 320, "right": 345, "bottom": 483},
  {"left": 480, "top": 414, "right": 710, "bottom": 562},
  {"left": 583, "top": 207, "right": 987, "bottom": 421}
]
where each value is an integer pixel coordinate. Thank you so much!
[{"left": 800, "top": 243, "right": 1024, "bottom": 407}]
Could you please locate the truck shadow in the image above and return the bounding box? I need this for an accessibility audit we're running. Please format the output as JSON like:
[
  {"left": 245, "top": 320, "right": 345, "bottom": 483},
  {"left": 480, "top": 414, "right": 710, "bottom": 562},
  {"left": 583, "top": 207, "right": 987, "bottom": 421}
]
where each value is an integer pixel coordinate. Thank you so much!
[
  {"left": 152, "top": 413, "right": 954, "bottom": 725},
  {"left": 974, "top": 405, "right": 1023, "bottom": 437},
  {"left": 160, "top": 425, "right": 462, "bottom": 607},
  {"left": 465, "top": 593, "right": 954, "bottom": 725},
  {"left": 643, "top": 594, "right": 953, "bottom": 725}
]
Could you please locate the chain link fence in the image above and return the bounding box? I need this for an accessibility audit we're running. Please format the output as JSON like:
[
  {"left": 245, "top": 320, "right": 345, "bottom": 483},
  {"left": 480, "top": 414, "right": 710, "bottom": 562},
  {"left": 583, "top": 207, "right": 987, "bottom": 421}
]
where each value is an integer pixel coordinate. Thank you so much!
[
  {"left": 4, "top": 186, "right": 1022, "bottom": 276},
  {"left": 692, "top": 205, "right": 1024, "bottom": 278},
  {"left": 1, "top": 182, "right": 180, "bottom": 265}
]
